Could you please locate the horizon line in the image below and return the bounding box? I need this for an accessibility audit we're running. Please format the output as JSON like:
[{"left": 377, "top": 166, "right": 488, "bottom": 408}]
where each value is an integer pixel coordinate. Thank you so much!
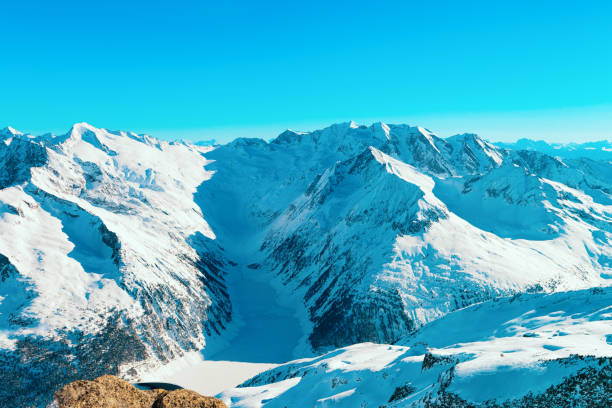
[{"left": 4, "top": 105, "right": 612, "bottom": 145}]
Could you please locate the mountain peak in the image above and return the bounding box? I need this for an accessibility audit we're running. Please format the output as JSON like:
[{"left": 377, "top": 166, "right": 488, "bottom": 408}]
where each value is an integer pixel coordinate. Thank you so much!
[
  {"left": 68, "top": 122, "right": 98, "bottom": 136},
  {"left": 0, "top": 126, "right": 24, "bottom": 138},
  {"left": 272, "top": 129, "right": 309, "bottom": 145},
  {"left": 447, "top": 132, "right": 480, "bottom": 143},
  {"left": 370, "top": 122, "right": 391, "bottom": 140}
]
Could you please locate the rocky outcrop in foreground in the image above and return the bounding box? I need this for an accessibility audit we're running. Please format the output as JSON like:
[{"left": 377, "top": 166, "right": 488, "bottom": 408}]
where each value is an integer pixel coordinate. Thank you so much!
[{"left": 54, "top": 375, "right": 226, "bottom": 408}]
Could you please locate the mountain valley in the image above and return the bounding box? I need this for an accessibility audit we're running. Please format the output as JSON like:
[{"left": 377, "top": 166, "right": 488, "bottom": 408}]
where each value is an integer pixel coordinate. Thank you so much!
[{"left": 0, "top": 122, "right": 610, "bottom": 407}]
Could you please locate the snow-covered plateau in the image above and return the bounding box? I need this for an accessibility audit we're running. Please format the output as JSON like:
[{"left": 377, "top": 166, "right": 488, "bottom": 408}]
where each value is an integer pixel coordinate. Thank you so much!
[{"left": 0, "top": 122, "right": 610, "bottom": 407}]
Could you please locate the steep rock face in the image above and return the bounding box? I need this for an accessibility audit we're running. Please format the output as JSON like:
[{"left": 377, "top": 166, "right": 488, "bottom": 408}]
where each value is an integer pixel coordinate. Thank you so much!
[
  {"left": 384, "top": 127, "right": 505, "bottom": 177},
  {"left": 0, "top": 124, "right": 231, "bottom": 406},
  {"left": 445, "top": 133, "right": 505, "bottom": 174},
  {"left": 0, "top": 135, "right": 47, "bottom": 189}
]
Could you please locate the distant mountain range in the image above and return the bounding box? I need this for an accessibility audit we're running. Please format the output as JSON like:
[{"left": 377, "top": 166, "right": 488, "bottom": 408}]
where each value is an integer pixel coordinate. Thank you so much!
[
  {"left": 0, "top": 122, "right": 610, "bottom": 407},
  {"left": 495, "top": 138, "right": 612, "bottom": 160}
]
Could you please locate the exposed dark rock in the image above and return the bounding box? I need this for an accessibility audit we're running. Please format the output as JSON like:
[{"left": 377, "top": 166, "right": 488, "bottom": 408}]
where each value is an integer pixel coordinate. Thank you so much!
[
  {"left": 419, "top": 356, "right": 612, "bottom": 408},
  {"left": 0, "top": 314, "right": 147, "bottom": 407},
  {"left": 0, "top": 137, "right": 47, "bottom": 189},
  {"left": 0, "top": 253, "right": 17, "bottom": 282},
  {"left": 389, "top": 383, "right": 416, "bottom": 402},
  {"left": 421, "top": 352, "right": 456, "bottom": 371}
]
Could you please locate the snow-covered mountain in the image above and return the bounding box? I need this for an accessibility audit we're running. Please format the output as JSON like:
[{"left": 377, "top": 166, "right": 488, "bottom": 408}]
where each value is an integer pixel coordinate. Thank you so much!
[
  {"left": 200, "top": 122, "right": 610, "bottom": 352},
  {"left": 0, "top": 124, "right": 232, "bottom": 406},
  {"left": 220, "top": 287, "right": 612, "bottom": 407},
  {"left": 0, "top": 122, "right": 610, "bottom": 407},
  {"left": 495, "top": 138, "right": 612, "bottom": 161}
]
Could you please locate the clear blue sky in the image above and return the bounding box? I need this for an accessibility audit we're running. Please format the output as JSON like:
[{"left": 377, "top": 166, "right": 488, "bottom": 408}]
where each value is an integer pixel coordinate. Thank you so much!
[{"left": 1, "top": 1, "right": 611, "bottom": 143}]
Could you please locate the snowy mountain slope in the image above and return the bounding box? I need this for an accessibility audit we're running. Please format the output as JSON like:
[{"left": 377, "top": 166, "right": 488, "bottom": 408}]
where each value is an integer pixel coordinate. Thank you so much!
[
  {"left": 0, "top": 121, "right": 611, "bottom": 407},
  {"left": 0, "top": 124, "right": 232, "bottom": 406},
  {"left": 260, "top": 147, "right": 449, "bottom": 349},
  {"left": 0, "top": 130, "right": 47, "bottom": 189},
  {"left": 496, "top": 138, "right": 612, "bottom": 161},
  {"left": 199, "top": 122, "right": 611, "bottom": 355},
  {"left": 264, "top": 159, "right": 610, "bottom": 348},
  {"left": 196, "top": 122, "right": 507, "bottom": 238},
  {"left": 507, "top": 149, "right": 612, "bottom": 206},
  {"left": 219, "top": 287, "right": 612, "bottom": 407}
]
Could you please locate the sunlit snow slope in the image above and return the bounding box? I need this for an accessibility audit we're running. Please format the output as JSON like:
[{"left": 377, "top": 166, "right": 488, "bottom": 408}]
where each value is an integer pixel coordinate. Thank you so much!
[
  {"left": 0, "top": 124, "right": 232, "bottom": 406},
  {"left": 220, "top": 287, "right": 612, "bottom": 407},
  {"left": 199, "top": 122, "right": 611, "bottom": 352},
  {"left": 0, "top": 121, "right": 610, "bottom": 407}
]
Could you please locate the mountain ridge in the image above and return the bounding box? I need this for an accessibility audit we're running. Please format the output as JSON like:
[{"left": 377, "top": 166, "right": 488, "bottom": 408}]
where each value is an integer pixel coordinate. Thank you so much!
[{"left": 0, "top": 121, "right": 610, "bottom": 406}]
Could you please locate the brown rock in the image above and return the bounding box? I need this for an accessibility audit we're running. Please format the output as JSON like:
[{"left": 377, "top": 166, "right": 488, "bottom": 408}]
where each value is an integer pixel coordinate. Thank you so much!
[
  {"left": 54, "top": 375, "right": 160, "bottom": 408},
  {"left": 152, "top": 389, "right": 227, "bottom": 408},
  {"left": 54, "top": 375, "right": 226, "bottom": 408}
]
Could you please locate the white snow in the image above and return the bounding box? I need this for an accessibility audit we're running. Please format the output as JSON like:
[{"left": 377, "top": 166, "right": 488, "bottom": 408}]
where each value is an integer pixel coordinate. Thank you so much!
[
  {"left": 1, "top": 121, "right": 611, "bottom": 407},
  {"left": 0, "top": 122, "right": 223, "bottom": 370},
  {"left": 219, "top": 288, "right": 612, "bottom": 407},
  {"left": 139, "top": 351, "right": 277, "bottom": 396}
]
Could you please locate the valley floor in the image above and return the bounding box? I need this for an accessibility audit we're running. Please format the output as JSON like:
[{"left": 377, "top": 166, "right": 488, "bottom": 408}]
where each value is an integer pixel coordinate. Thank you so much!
[
  {"left": 140, "top": 257, "right": 305, "bottom": 397},
  {"left": 207, "top": 261, "right": 303, "bottom": 364},
  {"left": 141, "top": 287, "right": 612, "bottom": 407},
  {"left": 139, "top": 352, "right": 277, "bottom": 396}
]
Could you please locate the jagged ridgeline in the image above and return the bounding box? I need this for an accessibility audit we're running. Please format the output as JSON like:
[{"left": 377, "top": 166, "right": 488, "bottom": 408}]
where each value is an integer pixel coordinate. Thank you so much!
[
  {"left": 0, "top": 124, "right": 231, "bottom": 406},
  {"left": 0, "top": 122, "right": 610, "bottom": 406}
]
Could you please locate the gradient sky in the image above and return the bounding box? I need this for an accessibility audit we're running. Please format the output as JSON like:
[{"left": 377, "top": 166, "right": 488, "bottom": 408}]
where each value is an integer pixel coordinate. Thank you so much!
[{"left": 1, "top": 1, "right": 611, "bottom": 143}]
